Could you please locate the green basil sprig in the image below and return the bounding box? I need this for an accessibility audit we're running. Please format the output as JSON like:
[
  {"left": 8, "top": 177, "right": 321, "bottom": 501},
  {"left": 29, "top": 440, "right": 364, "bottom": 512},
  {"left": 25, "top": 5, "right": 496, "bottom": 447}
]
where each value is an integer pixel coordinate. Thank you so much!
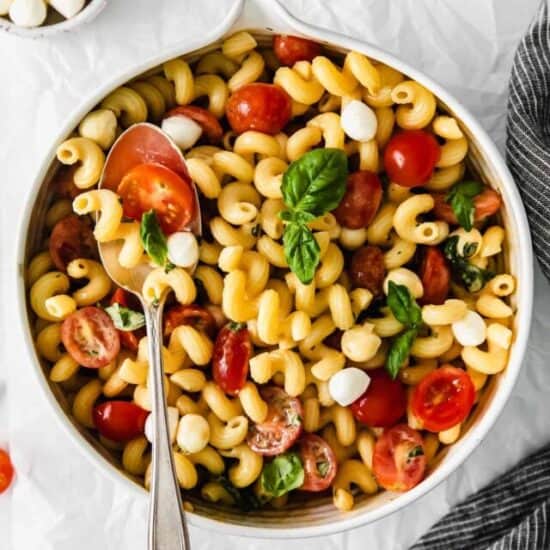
[
  {"left": 445, "top": 181, "right": 483, "bottom": 231},
  {"left": 260, "top": 452, "right": 305, "bottom": 498},
  {"left": 385, "top": 282, "right": 423, "bottom": 379},
  {"left": 280, "top": 148, "right": 348, "bottom": 284},
  {"left": 104, "top": 303, "right": 145, "bottom": 331},
  {"left": 216, "top": 476, "right": 262, "bottom": 511},
  {"left": 443, "top": 236, "right": 494, "bottom": 292},
  {"left": 139, "top": 210, "right": 174, "bottom": 270}
]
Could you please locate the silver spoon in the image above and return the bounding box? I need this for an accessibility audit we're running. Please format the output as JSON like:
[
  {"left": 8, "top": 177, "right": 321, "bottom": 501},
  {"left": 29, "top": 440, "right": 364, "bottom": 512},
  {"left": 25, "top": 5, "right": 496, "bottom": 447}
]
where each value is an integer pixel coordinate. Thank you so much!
[{"left": 99, "top": 123, "right": 201, "bottom": 550}]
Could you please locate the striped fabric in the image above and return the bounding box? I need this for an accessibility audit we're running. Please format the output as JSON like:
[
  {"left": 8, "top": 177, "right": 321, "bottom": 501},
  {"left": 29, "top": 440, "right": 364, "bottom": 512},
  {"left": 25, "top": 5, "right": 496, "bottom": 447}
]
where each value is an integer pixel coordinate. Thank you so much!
[{"left": 411, "top": 445, "right": 550, "bottom": 549}]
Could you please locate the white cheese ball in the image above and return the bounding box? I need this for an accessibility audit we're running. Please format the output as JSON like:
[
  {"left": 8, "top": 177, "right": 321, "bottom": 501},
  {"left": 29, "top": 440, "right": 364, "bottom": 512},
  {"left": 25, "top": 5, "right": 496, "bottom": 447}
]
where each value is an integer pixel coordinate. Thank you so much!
[
  {"left": 49, "top": 0, "right": 85, "bottom": 18},
  {"left": 167, "top": 231, "right": 199, "bottom": 269},
  {"left": 9, "top": 0, "right": 47, "bottom": 27},
  {"left": 0, "top": 0, "right": 14, "bottom": 16},
  {"left": 176, "top": 414, "right": 210, "bottom": 454},
  {"left": 452, "top": 310, "right": 487, "bottom": 347},
  {"left": 328, "top": 367, "right": 371, "bottom": 407},
  {"left": 144, "top": 406, "right": 179, "bottom": 445},
  {"left": 161, "top": 115, "right": 202, "bottom": 150},
  {"left": 340, "top": 100, "right": 378, "bottom": 142}
]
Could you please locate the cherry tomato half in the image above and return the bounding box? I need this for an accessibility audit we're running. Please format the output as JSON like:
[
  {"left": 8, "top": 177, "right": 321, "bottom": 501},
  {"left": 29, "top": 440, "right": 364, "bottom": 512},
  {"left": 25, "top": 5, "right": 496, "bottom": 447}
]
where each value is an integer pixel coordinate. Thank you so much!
[
  {"left": 212, "top": 322, "right": 252, "bottom": 396},
  {"left": 164, "top": 304, "right": 217, "bottom": 339},
  {"left": 226, "top": 83, "right": 292, "bottom": 135},
  {"left": 49, "top": 215, "right": 97, "bottom": 272},
  {"left": 411, "top": 366, "right": 476, "bottom": 432},
  {"left": 0, "top": 450, "right": 15, "bottom": 494},
  {"left": 432, "top": 187, "right": 502, "bottom": 226},
  {"left": 384, "top": 130, "right": 440, "bottom": 187},
  {"left": 298, "top": 434, "right": 338, "bottom": 492},
  {"left": 117, "top": 163, "right": 196, "bottom": 234},
  {"left": 333, "top": 171, "right": 383, "bottom": 229},
  {"left": 351, "top": 369, "right": 407, "bottom": 428},
  {"left": 61, "top": 306, "right": 120, "bottom": 368},
  {"left": 165, "top": 105, "right": 223, "bottom": 143},
  {"left": 110, "top": 288, "right": 144, "bottom": 352},
  {"left": 349, "top": 245, "right": 386, "bottom": 295},
  {"left": 419, "top": 246, "right": 450, "bottom": 306},
  {"left": 272, "top": 35, "right": 321, "bottom": 66},
  {"left": 92, "top": 401, "right": 148, "bottom": 442},
  {"left": 373, "top": 424, "right": 426, "bottom": 491},
  {"left": 247, "top": 386, "right": 303, "bottom": 456}
]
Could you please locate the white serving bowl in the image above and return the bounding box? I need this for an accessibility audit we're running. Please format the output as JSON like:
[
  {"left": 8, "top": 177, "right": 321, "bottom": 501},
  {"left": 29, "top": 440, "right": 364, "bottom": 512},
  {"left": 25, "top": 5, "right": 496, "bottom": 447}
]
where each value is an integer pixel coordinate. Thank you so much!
[
  {"left": 0, "top": 0, "right": 105, "bottom": 38},
  {"left": 15, "top": 0, "right": 534, "bottom": 539}
]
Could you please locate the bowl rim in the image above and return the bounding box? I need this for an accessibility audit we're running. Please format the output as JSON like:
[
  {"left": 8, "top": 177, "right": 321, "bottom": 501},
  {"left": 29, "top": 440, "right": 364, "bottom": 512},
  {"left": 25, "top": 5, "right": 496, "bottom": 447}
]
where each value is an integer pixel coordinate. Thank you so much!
[{"left": 14, "top": 0, "right": 534, "bottom": 539}]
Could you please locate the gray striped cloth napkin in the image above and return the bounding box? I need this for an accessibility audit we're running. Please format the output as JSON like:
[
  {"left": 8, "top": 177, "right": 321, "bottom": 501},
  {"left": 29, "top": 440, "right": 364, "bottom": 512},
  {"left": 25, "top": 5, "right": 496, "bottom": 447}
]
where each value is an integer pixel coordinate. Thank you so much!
[{"left": 411, "top": 1, "right": 550, "bottom": 548}]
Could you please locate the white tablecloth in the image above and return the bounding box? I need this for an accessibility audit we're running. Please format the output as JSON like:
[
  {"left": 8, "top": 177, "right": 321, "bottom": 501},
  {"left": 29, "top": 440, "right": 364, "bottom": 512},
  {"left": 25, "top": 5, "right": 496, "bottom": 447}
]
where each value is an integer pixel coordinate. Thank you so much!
[{"left": 1, "top": 1, "right": 549, "bottom": 548}]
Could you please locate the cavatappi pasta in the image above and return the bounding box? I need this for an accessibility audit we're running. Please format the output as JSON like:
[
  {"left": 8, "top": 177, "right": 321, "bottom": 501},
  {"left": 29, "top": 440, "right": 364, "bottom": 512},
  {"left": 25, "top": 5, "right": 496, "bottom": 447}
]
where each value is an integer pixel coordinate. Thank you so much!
[{"left": 27, "top": 32, "right": 514, "bottom": 513}]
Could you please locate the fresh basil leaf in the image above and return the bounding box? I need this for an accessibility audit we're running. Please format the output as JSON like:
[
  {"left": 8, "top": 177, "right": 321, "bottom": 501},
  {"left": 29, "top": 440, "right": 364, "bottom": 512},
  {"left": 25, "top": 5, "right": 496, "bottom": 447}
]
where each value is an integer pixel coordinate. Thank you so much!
[
  {"left": 104, "top": 303, "right": 145, "bottom": 331},
  {"left": 462, "top": 241, "right": 478, "bottom": 259},
  {"left": 281, "top": 148, "right": 348, "bottom": 217},
  {"left": 387, "top": 282, "right": 422, "bottom": 328},
  {"left": 445, "top": 181, "right": 483, "bottom": 231},
  {"left": 260, "top": 453, "right": 305, "bottom": 498},
  {"left": 279, "top": 210, "right": 316, "bottom": 224},
  {"left": 386, "top": 327, "right": 417, "bottom": 379},
  {"left": 140, "top": 210, "right": 168, "bottom": 267},
  {"left": 216, "top": 476, "right": 262, "bottom": 511},
  {"left": 283, "top": 222, "right": 320, "bottom": 284}
]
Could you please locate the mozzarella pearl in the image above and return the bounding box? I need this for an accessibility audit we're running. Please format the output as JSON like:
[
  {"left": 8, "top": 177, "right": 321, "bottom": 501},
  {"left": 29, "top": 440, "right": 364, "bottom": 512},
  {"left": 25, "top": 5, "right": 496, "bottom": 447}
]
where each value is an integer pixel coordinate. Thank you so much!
[
  {"left": 0, "top": 0, "right": 14, "bottom": 16},
  {"left": 161, "top": 115, "right": 202, "bottom": 150},
  {"left": 49, "top": 0, "right": 85, "bottom": 18},
  {"left": 452, "top": 310, "right": 487, "bottom": 347},
  {"left": 340, "top": 100, "right": 378, "bottom": 142},
  {"left": 328, "top": 367, "right": 371, "bottom": 407},
  {"left": 383, "top": 268, "right": 424, "bottom": 299},
  {"left": 9, "top": 0, "right": 47, "bottom": 27},
  {"left": 166, "top": 231, "right": 199, "bottom": 269},
  {"left": 144, "top": 406, "right": 179, "bottom": 444},
  {"left": 176, "top": 414, "right": 210, "bottom": 454}
]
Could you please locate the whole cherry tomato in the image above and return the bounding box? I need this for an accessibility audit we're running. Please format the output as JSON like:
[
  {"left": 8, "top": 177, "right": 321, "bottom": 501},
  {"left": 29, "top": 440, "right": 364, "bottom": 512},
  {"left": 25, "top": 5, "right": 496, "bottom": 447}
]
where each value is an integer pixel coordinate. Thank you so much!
[
  {"left": 411, "top": 366, "right": 475, "bottom": 432},
  {"left": 92, "top": 401, "right": 148, "bottom": 442},
  {"left": 61, "top": 307, "right": 120, "bottom": 368},
  {"left": 117, "top": 163, "right": 196, "bottom": 234},
  {"left": 247, "top": 386, "right": 303, "bottom": 456},
  {"left": 384, "top": 130, "right": 440, "bottom": 187},
  {"left": 298, "top": 434, "right": 338, "bottom": 491},
  {"left": 333, "top": 171, "right": 383, "bottom": 229},
  {"left": 226, "top": 83, "right": 292, "bottom": 135},
  {"left": 110, "top": 288, "right": 144, "bottom": 352},
  {"left": 163, "top": 304, "right": 217, "bottom": 339},
  {"left": 49, "top": 215, "right": 96, "bottom": 272},
  {"left": 351, "top": 369, "right": 407, "bottom": 428},
  {"left": 164, "top": 105, "right": 223, "bottom": 143},
  {"left": 0, "top": 450, "right": 15, "bottom": 494},
  {"left": 212, "top": 322, "right": 252, "bottom": 395},
  {"left": 419, "top": 246, "right": 450, "bottom": 306},
  {"left": 372, "top": 424, "right": 426, "bottom": 491},
  {"left": 432, "top": 187, "right": 502, "bottom": 225},
  {"left": 272, "top": 35, "right": 321, "bottom": 66},
  {"left": 349, "top": 245, "right": 386, "bottom": 295}
]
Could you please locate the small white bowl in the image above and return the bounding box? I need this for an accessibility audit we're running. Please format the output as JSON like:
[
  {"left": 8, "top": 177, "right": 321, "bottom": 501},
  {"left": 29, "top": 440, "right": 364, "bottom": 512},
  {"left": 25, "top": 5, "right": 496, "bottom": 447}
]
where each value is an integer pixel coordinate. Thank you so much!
[{"left": 0, "top": 0, "right": 105, "bottom": 38}]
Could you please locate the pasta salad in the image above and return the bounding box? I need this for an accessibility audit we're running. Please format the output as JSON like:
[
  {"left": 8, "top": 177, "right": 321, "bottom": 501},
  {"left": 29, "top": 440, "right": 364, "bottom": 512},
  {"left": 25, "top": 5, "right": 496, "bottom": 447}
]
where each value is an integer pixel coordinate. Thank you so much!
[{"left": 27, "top": 31, "right": 515, "bottom": 512}]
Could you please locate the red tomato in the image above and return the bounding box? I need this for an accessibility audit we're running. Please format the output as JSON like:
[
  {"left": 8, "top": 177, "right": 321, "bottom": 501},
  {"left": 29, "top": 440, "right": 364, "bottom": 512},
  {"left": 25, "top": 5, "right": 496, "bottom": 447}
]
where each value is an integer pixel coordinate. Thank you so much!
[
  {"left": 298, "top": 434, "right": 338, "bottom": 492},
  {"left": 351, "top": 369, "right": 407, "bottom": 428},
  {"left": 49, "top": 215, "right": 97, "bottom": 271},
  {"left": 226, "top": 83, "right": 292, "bottom": 135},
  {"left": 247, "top": 386, "right": 303, "bottom": 456},
  {"left": 61, "top": 307, "right": 120, "bottom": 368},
  {"left": 411, "top": 366, "right": 476, "bottom": 432},
  {"left": 0, "top": 450, "right": 15, "bottom": 494},
  {"left": 110, "top": 288, "right": 144, "bottom": 352},
  {"left": 165, "top": 105, "right": 223, "bottom": 143},
  {"left": 333, "top": 171, "right": 383, "bottom": 229},
  {"left": 212, "top": 323, "right": 252, "bottom": 395},
  {"left": 373, "top": 424, "right": 426, "bottom": 491},
  {"left": 163, "top": 304, "right": 217, "bottom": 339},
  {"left": 432, "top": 188, "right": 502, "bottom": 225},
  {"left": 117, "top": 163, "right": 196, "bottom": 234},
  {"left": 349, "top": 245, "right": 386, "bottom": 295},
  {"left": 272, "top": 35, "right": 321, "bottom": 66},
  {"left": 92, "top": 401, "right": 148, "bottom": 442},
  {"left": 384, "top": 130, "right": 440, "bottom": 187},
  {"left": 53, "top": 165, "right": 80, "bottom": 199},
  {"left": 419, "top": 247, "right": 450, "bottom": 306}
]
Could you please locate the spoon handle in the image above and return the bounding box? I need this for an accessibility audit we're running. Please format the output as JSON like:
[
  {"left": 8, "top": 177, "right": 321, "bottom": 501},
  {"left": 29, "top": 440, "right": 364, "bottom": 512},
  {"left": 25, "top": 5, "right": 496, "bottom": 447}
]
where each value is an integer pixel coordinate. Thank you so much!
[{"left": 145, "top": 303, "right": 190, "bottom": 550}]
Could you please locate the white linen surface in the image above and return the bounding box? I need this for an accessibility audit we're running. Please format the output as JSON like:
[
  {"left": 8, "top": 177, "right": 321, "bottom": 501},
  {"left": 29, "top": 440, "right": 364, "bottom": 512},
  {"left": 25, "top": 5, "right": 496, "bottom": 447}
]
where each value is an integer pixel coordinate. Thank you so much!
[{"left": 0, "top": 1, "right": 547, "bottom": 548}]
